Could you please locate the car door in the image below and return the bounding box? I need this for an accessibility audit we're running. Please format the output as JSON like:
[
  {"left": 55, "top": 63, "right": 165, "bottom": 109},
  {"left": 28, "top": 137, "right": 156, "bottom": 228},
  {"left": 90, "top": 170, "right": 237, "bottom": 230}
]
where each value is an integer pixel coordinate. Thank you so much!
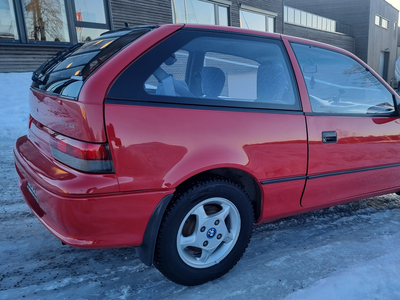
[{"left": 290, "top": 42, "right": 400, "bottom": 207}]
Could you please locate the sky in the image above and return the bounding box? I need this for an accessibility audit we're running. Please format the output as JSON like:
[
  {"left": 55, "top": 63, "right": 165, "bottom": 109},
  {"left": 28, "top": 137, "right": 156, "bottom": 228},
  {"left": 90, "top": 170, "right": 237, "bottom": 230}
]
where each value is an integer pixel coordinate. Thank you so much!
[{"left": 386, "top": 0, "right": 400, "bottom": 22}]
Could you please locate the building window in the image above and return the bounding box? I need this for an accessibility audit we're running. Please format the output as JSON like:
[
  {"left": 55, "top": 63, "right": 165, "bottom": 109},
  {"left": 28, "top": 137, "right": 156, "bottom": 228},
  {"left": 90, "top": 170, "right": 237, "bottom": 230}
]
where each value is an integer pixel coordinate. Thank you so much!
[
  {"left": 171, "top": 0, "right": 230, "bottom": 26},
  {"left": 240, "top": 6, "right": 276, "bottom": 33},
  {"left": 0, "top": 0, "right": 111, "bottom": 45},
  {"left": 284, "top": 6, "right": 353, "bottom": 35},
  {"left": 375, "top": 15, "right": 389, "bottom": 29},
  {"left": 0, "top": 0, "right": 19, "bottom": 40},
  {"left": 381, "top": 18, "right": 388, "bottom": 29},
  {"left": 394, "top": 22, "right": 397, "bottom": 38},
  {"left": 23, "top": 0, "right": 70, "bottom": 42},
  {"left": 375, "top": 15, "right": 380, "bottom": 26},
  {"left": 74, "top": 0, "right": 110, "bottom": 42}
]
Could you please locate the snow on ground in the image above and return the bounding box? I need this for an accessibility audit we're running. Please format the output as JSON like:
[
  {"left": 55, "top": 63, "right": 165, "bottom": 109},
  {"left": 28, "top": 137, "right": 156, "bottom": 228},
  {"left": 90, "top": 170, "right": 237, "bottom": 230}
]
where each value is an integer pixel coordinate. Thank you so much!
[{"left": 1, "top": 72, "right": 400, "bottom": 299}]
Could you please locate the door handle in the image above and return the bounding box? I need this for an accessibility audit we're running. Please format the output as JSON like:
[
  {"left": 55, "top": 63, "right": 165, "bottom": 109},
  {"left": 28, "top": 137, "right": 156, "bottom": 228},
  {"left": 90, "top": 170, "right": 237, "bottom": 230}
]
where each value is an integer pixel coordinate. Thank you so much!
[{"left": 322, "top": 131, "right": 337, "bottom": 143}]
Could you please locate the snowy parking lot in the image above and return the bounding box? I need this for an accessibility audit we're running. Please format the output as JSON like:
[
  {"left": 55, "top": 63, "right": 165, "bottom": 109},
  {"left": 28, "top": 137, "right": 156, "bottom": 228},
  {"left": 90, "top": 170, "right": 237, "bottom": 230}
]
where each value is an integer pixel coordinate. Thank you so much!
[{"left": 1, "top": 73, "right": 400, "bottom": 299}]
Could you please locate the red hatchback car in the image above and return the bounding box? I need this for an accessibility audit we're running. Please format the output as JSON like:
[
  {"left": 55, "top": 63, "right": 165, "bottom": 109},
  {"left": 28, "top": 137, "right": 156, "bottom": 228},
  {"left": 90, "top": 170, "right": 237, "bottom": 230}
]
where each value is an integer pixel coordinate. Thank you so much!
[{"left": 14, "top": 24, "right": 400, "bottom": 285}]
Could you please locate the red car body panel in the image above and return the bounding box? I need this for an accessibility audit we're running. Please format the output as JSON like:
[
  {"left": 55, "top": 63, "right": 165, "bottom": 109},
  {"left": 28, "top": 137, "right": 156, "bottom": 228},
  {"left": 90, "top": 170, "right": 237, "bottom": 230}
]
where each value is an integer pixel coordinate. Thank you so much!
[
  {"left": 29, "top": 89, "right": 106, "bottom": 143},
  {"left": 13, "top": 24, "right": 400, "bottom": 251},
  {"left": 303, "top": 116, "right": 400, "bottom": 207},
  {"left": 104, "top": 104, "right": 307, "bottom": 192},
  {"left": 28, "top": 24, "right": 184, "bottom": 144},
  {"left": 15, "top": 135, "right": 173, "bottom": 248}
]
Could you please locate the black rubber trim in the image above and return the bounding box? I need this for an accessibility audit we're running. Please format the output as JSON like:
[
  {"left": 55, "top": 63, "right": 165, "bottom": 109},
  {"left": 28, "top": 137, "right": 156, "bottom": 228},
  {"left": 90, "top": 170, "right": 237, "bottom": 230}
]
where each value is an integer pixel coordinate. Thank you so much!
[
  {"left": 305, "top": 112, "right": 397, "bottom": 118},
  {"left": 136, "top": 194, "right": 174, "bottom": 266},
  {"left": 261, "top": 163, "right": 400, "bottom": 185},
  {"left": 105, "top": 98, "right": 304, "bottom": 114},
  {"left": 308, "top": 163, "right": 400, "bottom": 180},
  {"left": 260, "top": 176, "right": 306, "bottom": 185},
  {"left": 181, "top": 26, "right": 281, "bottom": 40}
]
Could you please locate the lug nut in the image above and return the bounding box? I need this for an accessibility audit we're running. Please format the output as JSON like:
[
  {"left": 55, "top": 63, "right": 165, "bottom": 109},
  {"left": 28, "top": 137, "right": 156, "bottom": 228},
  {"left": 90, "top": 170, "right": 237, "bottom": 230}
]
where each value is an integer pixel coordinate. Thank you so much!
[
  {"left": 217, "top": 234, "right": 222, "bottom": 239},
  {"left": 214, "top": 220, "right": 219, "bottom": 225},
  {"left": 200, "top": 226, "right": 206, "bottom": 232},
  {"left": 203, "top": 241, "right": 208, "bottom": 247}
]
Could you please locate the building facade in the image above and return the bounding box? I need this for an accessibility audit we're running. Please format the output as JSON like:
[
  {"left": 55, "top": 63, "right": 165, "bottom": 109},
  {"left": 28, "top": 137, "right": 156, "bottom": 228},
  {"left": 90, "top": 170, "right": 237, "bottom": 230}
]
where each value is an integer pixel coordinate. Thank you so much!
[
  {"left": 0, "top": 0, "right": 398, "bottom": 83},
  {"left": 285, "top": 0, "right": 399, "bottom": 83}
]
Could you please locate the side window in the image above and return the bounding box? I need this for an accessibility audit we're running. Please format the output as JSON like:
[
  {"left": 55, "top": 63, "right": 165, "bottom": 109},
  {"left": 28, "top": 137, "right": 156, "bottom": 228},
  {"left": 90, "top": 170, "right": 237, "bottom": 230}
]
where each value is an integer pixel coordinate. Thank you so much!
[
  {"left": 291, "top": 43, "right": 395, "bottom": 115},
  {"left": 109, "top": 31, "right": 301, "bottom": 111}
]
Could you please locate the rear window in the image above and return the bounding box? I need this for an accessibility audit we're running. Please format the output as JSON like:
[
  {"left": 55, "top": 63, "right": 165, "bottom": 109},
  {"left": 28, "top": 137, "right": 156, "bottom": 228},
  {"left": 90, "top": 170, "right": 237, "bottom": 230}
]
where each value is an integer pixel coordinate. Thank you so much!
[{"left": 31, "top": 27, "right": 154, "bottom": 99}]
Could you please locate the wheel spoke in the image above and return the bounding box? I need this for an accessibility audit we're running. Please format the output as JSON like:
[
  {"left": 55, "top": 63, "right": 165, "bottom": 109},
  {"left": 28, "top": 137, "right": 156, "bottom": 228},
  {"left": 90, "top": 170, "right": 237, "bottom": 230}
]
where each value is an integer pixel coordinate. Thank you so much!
[
  {"left": 223, "top": 232, "right": 234, "bottom": 244},
  {"left": 213, "top": 203, "right": 231, "bottom": 220},
  {"left": 193, "top": 205, "right": 209, "bottom": 224},
  {"left": 198, "top": 248, "right": 213, "bottom": 263},
  {"left": 179, "top": 234, "right": 198, "bottom": 249}
]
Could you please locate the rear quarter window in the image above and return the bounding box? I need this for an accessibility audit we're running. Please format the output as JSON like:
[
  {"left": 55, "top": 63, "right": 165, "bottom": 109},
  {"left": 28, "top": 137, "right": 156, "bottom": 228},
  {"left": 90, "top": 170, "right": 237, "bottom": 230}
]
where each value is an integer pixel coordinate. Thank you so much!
[{"left": 109, "top": 30, "right": 301, "bottom": 112}]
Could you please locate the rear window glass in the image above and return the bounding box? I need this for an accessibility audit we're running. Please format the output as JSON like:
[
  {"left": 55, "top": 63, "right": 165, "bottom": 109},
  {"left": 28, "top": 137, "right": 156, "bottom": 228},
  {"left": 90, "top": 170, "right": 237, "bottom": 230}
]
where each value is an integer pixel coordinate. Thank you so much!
[{"left": 31, "top": 27, "right": 154, "bottom": 99}]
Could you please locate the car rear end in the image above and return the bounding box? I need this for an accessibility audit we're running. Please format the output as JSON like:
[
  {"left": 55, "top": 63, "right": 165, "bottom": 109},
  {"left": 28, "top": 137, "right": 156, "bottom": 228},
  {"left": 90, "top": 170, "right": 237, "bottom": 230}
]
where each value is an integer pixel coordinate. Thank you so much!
[{"left": 13, "top": 25, "right": 181, "bottom": 248}]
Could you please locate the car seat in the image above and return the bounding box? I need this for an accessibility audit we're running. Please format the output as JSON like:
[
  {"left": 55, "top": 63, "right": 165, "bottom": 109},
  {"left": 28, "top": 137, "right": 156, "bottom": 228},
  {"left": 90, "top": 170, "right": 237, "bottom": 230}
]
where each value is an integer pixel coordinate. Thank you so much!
[
  {"left": 202, "top": 67, "right": 225, "bottom": 98},
  {"left": 257, "top": 64, "right": 288, "bottom": 103}
]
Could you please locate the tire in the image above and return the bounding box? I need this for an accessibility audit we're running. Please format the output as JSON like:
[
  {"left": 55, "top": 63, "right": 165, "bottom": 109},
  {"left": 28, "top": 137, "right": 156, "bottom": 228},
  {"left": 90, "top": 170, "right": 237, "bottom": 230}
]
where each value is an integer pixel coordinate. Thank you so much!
[{"left": 154, "top": 179, "right": 254, "bottom": 286}]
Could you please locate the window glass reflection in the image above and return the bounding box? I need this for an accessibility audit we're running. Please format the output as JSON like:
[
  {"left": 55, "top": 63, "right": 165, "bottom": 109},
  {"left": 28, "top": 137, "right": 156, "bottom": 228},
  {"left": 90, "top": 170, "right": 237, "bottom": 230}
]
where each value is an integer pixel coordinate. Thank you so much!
[
  {"left": 267, "top": 16, "right": 274, "bottom": 33},
  {"left": 172, "top": 0, "right": 186, "bottom": 23},
  {"left": 74, "top": 0, "right": 106, "bottom": 24},
  {"left": 240, "top": 10, "right": 265, "bottom": 31},
  {"left": 292, "top": 43, "right": 394, "bottom": 114},
  {"left": 0, "top": 0, "right": 19, "bottom": 39},
  {"left": 218, "top": 6, "right": 228, "bottom": 26},
  {"left": 381, "top": 18, "right": 388, "bottom": 29},
  {"left": 186, "top": 0, "right": 214, "bottom": 25},
  {"left": 23, "top": 0, "right": 69, "bottom": 42},
  {"left": 171, "top": 0, "right": 228, "bottom": 25},
  {"left": 76, "top": 27, "right": 107, "bottom": 43}
]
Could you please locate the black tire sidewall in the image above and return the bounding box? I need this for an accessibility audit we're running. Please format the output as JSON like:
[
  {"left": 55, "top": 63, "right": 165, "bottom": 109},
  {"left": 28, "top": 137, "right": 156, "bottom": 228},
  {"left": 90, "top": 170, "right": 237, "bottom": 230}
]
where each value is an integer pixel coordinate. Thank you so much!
[{"left": 155, "top": 180, "right": 253, "bottom": 286}]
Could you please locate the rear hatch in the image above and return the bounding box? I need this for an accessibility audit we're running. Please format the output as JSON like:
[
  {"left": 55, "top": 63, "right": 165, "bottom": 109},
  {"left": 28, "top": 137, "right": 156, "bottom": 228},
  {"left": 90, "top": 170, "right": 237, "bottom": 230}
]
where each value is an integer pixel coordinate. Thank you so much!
[
  {"left": 30, "top": 26, "right": 155, "bottom": 141},
  {"left": 27, "top": 26, "right": 155, "bottom": 174}
]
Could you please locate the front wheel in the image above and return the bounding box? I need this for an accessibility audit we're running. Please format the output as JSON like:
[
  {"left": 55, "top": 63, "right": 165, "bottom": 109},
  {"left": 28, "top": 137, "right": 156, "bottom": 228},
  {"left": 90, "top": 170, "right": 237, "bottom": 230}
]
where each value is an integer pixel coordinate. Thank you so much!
[{"left": 154, "top": 179, "right": 254, "bottom": 286}]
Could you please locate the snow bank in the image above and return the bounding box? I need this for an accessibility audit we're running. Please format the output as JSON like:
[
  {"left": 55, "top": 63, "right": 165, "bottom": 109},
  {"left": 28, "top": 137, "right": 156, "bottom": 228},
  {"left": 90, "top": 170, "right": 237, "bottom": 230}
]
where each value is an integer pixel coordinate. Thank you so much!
[
  {"left": 285, "top": 251, "right": 400, "bottom": 300},
  {"left": 0, "top": 72, "right": 32, "bottom": 140}
]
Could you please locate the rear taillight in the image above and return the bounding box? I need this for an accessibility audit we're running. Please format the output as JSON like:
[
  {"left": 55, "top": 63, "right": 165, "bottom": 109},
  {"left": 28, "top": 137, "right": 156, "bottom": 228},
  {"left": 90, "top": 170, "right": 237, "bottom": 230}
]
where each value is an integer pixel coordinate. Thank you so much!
[{"left": 50, "top": 133, "right": 114, "bottom": 173}]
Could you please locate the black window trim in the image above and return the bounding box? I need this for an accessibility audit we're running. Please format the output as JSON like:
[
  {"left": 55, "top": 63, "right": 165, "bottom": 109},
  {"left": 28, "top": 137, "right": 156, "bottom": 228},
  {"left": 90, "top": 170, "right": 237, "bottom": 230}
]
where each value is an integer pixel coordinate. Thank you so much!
[
  {"left": 108, "top": 29, "right": 303, "bottom": 112},
  {"left": 105, "top": 98, "right": 304, "bottom": 115}
]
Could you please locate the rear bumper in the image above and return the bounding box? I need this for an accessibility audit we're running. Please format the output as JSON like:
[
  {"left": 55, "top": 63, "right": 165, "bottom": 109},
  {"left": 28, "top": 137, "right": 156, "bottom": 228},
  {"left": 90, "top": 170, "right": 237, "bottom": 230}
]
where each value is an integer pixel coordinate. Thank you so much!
[{"left": 14, "top": 135, "right": 173, "bottom": 248}]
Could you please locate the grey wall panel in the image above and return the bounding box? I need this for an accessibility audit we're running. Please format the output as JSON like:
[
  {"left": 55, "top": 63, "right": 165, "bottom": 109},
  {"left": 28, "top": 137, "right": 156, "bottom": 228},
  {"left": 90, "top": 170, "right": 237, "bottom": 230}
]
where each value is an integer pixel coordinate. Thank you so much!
[
  {"left": 284, "top": 24, "right": 355, "bottom": 53},
  {"left": 368, "top": 0, "right": 398, "bottom": 83},
  {"left": 111, "top": 0, "right": 173, "bottom": 29},
  {"left": 285, "top": 0, "right": 370, "bottom": 62},
  {"left": 0, "top": 45, "right": 66, "bottom": 73}
]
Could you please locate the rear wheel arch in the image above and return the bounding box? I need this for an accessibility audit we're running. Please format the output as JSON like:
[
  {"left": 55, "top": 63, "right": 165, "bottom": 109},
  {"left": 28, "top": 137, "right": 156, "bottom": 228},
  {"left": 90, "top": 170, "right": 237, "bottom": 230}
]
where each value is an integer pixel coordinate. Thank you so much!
[
  {"left": 171, "top": 168, "right": 262, "bottom": 222},
  {"left": 136, "top": 167, "right": 262, "bottom": 267}
]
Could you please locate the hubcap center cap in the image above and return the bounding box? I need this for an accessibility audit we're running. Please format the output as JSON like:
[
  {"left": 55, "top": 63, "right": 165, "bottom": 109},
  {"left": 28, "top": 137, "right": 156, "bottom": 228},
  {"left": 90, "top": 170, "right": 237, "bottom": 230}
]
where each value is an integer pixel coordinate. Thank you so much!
[{"left": 206, "top": 228, "right": 217, "bottom": 239}]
